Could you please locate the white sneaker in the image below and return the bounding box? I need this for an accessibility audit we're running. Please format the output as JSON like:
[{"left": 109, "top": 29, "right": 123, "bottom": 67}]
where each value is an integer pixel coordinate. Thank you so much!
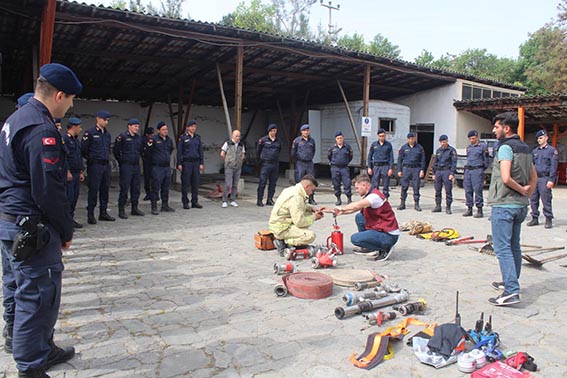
[
  {"left": 230, "top": 201, "right": 239, "bottom": 207},
  {"left": 222, "top": 202, "right": 228, "bottom": 208}
]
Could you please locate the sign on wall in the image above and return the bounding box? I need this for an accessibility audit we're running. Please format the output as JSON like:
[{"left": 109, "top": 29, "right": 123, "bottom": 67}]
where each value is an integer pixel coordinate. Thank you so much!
[{"left": 361, "top": 117, "right": 372, "bottom": 137}]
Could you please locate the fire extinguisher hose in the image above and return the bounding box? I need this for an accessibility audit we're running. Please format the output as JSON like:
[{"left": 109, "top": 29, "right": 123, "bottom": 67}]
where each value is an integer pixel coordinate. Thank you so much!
[{"left": 282, "top": 272, "right": 334, "bottom": 299}]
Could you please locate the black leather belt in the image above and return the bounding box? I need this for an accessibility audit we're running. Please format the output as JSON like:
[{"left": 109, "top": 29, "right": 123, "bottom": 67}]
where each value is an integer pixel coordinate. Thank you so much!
[
  {"left": 537, "top": 172, "right": 549, "bottom": 178},
  {"left": 0, "top": 212, "right": 17, "bottom": 223},
  {"left": 153, "top": 163, "right": 170, "bottom": 167},
  {"left": 373, "top": 163, "right": 389, "bottom": 166},
  {"left": 403, "top": 164, "right": 420, "bottom": 168},
  {"left": 436, "top": 166, "right": 451, "bottom": 170},
  {"left": 331, "top": 164, "right": 348, "bottom": 168},
  {"left": 466, "top": 165, "right": 484, "bottom": 170},
  {"left": 90, "top": 159, "right": 109, "bottom": 165}
]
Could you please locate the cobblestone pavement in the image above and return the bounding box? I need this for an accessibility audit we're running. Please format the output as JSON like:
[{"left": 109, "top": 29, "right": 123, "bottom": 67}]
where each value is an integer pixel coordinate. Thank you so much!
[{"left": 2, "top": 177, "right": 567, "bottom": 377}]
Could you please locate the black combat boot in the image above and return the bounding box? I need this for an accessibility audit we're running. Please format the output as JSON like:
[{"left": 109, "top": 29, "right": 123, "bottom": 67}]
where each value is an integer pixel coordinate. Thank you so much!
[
  {"left": 474, "top": 207, "right": 483, "bottom": 218},
  {"left": 446, "top": 205, "right": 452, "bottom": 214},
  {"left": 99, "top": 210, "right": 115, "bottom": 221},
  {"left": 335, "top": 195, "right": 342, "bottom": 206},
  {"left": 463, "top": 207, "right": 473, "bottom": 217},
  {"left": 347, "top": 195, "right": 352, "bottom": 204},
  {"left": 161, "top": 202, "right": 176, "bottom": 212},
  {"left": 131, "top": 204, "right": 145, "bottom": 216},
  {"left": 3, "top": 323, "right": 12, "bottom": 354},
  {"left": 397, "top": 200, "right": 406, "bottom": 210},
  {"left": 87, "top": 212, "right": 97, "bottom": 225},
  {"left": 151, "top": 202, "right": 159, "bottom": 215},
  {"left": 45, "top": 339, "right": 75, "bottom": 371},
  {"left": 266, "top": 198, "right": 275, "bottom": 206},
  {"left": 526, "top": 217, "right": 539, "bottom": 226},
  {"left": 18, "top": 368, "right": 50, "bottom": 378},
  {"left": 545, "top": 217, "right": 553, "bottom": 229},
  {"left": 72, "top": 219, "right": 83, "bottom": 228},
  {"left": 432, "top": 203, "right": 442, "bottom": 213},
  {"left": 118, "top": 206, "right": 128, "bottom": 219},
  {"left": 256, "top": 199, "right": 264, "bottom": 207},
  {"left": 414, "top": 201, "right": 422, "bottom": 212},
  {"left": 308, "top": 195, "right": 317, "bottom": 205}
]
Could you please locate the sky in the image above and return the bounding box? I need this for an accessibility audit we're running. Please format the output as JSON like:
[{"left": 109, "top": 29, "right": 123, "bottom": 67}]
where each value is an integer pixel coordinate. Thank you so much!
[{"left": 96, "top": 0, "right": 561, "bottom": 61}]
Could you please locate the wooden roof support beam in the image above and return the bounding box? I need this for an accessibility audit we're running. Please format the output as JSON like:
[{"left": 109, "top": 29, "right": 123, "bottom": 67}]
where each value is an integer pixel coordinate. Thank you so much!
[
  {"left": 518, "top": 106, "right": 525, "bottom": 141},
  {"left": 235, "top": 45, "right": 243, "bottom": 131},
  {"left": 337, "top": 80, "right": 361, "bottom": 155},
  {"left": 552, "top": 123, "right": 558, "bottom": 148},
  {"left": 216, "top": 63, "right": 233, "bottom": 138},
  {"left": 39, "top": 0, "right": 56, "bottom": 66}
]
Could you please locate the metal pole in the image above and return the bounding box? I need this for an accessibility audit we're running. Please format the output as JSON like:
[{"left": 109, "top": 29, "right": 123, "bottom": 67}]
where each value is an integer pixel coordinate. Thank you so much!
[
  {"left": 216, "top": 63, "right": 233, "bottom": 138},
  {"left": 337, "top": 80, "right": 361, "bottom": 155}
]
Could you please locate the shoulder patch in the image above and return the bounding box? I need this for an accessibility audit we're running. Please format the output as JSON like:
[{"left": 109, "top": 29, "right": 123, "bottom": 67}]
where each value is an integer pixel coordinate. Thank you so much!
[
  {"left": 116, "top": 135, "right": 123, "bottom": 142},
  {"left": 42, "top": 137, "right": 56, "bottom": 146}
]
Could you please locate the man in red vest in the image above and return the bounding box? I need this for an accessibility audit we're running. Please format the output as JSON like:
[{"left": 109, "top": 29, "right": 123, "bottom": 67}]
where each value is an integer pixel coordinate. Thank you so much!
[{"left": 334, "top": 174, "right": 400, "bottom": 261}]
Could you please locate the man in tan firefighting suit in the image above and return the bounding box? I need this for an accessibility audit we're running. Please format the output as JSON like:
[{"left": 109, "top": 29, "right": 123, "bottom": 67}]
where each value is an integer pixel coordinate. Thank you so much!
[{"left": 269, "top": 174, "right": 327, "bottom": 253}]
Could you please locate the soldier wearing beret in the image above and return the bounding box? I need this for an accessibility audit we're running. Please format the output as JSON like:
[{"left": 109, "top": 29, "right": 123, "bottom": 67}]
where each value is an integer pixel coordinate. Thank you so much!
[
  {"left": 149, "top": 121, "right": 176, "bottom": 214},
  {"left": 432, "top": 134, "right": 457, "bottom": 214},
  {"left": 113, "top": 118, "right": 145, "bottom": 219},
  {"left": 527, "top": 129, "right": 558, "bottom": 229},
  {"left": 0, "top": 63, "right": 80, "bottom": 377},
  {"left": 256, "top": 123, "right": 281, "bottom": 207},
  {"left": 176, "top": 120, "right": 204, "bottom": 209},
  {"left": 367, "top": 128, "right": 394, "bottom": 198},
  {"left": 16, "top": 93, "right": 33, "bottom": 109},
  {"left": 291, "top": 124, "right": 317, "bottom": 205},
  {"left": 81, "top": 109, "right": 115, "bottom": 224},
  {"left": 397, "top": 132, "right": 425, "bottom": 211},
  {"left": 327, "top": 131, "right": 353, "bottom": 205},
  {"left": 63, "top": 117, "right": 84, "bottom": 228},
  {"left": 463, "top": 130, "right": 489, "bottom": 218}
]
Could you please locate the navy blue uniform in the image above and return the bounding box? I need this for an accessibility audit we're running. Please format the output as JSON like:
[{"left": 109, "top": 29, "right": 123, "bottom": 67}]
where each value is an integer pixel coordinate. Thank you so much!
[
  {"left": 291, "top": 136, "right": 316, "bottom": 183},
  {"left": 397, "top": 143, "right": 425, "bottom": 202},
  {"left": 433, "top": 145, "right": 457, "bottom": 207},
  {"left": 367, "top": 140, "right": 394, "bottom": 197},
  {"left": 176, "top": 133, "right": 204, "bottom": 206},
  {"left": 63, "top": 132, "right": 83, "bottom": 217},
  {"left": 530, "top": 144, "right": 558, "bottom": 219},
  {"left": 81, "top": 126, "right": 112, "bottom": 215},
  {"left": 113, "top": 131, "right": 144, "bottom": 208},
  {"left": 0, "top": 98, "right": 73, "bottom": 371},
  {"left": 256, "top": 135, "right": 281, "bottom": 202},
  {"left": 328, "top": 143, "right": 353, "bottom": 197},
  {"left": 142, "top": 135, "right": 153, "bottom": 199},
  {"left": 148, "top": 135, "right": 174, "bottom": 204},
  {"left": 464, "top": 141, "right": 489, "bottom": 209}
]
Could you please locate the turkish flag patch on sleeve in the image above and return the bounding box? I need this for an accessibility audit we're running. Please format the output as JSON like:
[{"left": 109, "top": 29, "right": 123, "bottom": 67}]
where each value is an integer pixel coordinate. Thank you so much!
[{"left": 42, "top": 137, "right": 56, "bottom": 146}]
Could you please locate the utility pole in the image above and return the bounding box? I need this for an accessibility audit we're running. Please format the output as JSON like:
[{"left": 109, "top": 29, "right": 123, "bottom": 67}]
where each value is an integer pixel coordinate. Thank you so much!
[{"left": 320, "top": 0, "right": 341, "bottom": 42}]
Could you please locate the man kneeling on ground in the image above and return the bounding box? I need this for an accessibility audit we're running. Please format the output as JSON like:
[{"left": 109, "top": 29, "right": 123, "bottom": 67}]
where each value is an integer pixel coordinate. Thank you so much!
[
  {"left": 334, "top": 174, "right": 400, "bottom": 261},
  {"left": 269, "top": 174, "right": 327, "bottom": 253}
]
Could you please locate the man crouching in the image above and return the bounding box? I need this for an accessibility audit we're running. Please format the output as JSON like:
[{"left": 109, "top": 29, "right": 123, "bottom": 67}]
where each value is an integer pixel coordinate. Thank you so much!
[
  {"left": 334, "top": 174, "right": 400, "bottom": 261},
  {"left": 269, "top": 174, "right": 327, "bottom": 254}
]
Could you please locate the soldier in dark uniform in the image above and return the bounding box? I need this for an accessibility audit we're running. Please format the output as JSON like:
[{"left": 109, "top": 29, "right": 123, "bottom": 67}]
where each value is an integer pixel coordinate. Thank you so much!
[
  {"left": 142, "top": 127, "right": 154, "bottom": 201},
  {"left": 463, "top": 130, "right": 489, "bottom": 218},
  {"left": 0, "top": 63, "right": 79, "bottom": 378},
  {"left": 527, "top": 130, "right": 558, "bottom": 229},
  {"left": 432, "top": 135, "right": 457, "bottom": 214},
  {"left": 113, "top": 118, "right": 145, "bottom": 219},
  {"left": 291, "top": 124, "right": 317, "bottom": 205},
  {"left": 367, "top": 128, "right": 394, "bottom": 198},
  {"left": 63, "top": 117, "right": 84, "bottom": 228},
  {"left": 54, "top": 118, "right": 62, "bottom": 132},
  {"left": 256, "top": 124, "right": 281, "bottom": 207},
  {"left": 148, "top": 122, "right": 175, "bottom": 215},
  {"left": 81, "top": 110, "right": 115, "bottom": 224},
  {"left": 176, "top": 119, "right": 204, "bottom": 209},
  {"left": 16, "top": 93, "right": 33, "bottom": 109},
  {"left": 397, "top": 132, "right": 425, "bottom": 211},
  {"left": 328, "top": 131, "right": 353, "bottom": 205}
]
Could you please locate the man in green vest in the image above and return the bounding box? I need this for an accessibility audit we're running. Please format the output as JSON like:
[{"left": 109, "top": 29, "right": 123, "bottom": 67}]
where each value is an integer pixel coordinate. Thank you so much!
[
  {"left": 487, "top": 112, "right": 536, "bottom": 306},
  {"left": 220, "top": 129, "right": 245, "bottom": 208}
]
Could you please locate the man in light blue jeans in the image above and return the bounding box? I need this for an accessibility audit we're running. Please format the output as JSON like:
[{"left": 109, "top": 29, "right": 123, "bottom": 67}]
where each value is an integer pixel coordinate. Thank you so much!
[{"left": 487, "top": 112, "right": 537, "bottom": 306}]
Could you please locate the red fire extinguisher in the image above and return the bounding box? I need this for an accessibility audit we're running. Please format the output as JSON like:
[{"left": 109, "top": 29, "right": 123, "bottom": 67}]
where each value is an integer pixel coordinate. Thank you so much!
[{"left": 327, "top": 213, "right": 344, "bottom": 254}]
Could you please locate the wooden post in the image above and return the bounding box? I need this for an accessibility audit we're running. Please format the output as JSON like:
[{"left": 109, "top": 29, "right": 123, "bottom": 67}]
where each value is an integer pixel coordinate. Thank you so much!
[
  {"left": 337, "top": 80, "right": 361, "bottom": 155},
  {"left": 235, "top": 45, "right": 243, "bottom": 131},
  {"left": 518, "top": 106, "right": 525, "bottom": 141},
  {"left": 144, "top": 102, "right": 153, "bottom": 130},
  {"left": 216, "top": 63, "right": 233, "bottom": 138},
  {"left": 183, "top": 79, "right": 196, "bottom": 131},
  {"left": 39, "top": 0, "right": 56, "bottom": 66},
  {"left": 553, "top": 123, "right": 559, "bottom": 148},
  {"left": 177, "top": 84, "right": 183, "bottom": 138},
  {"left": 361, "top": 65, "right": 371, "bottom": 169}
]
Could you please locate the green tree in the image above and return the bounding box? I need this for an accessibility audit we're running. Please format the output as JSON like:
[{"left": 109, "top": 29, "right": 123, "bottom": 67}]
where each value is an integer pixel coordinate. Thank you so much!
[
  {"left": 220, "top": 0, "right": 277, "bottom": 34},
  {"left": 519, "top": 25, "right": 567, "bottom": 93},
  {"left": 449, "top": 48, "right": 520, "bottom": 83},
  {"left": 271, "top": 0, "right": 316, "bottom": 38},
  {"left": 414, "top": 50, "right": 435, "bottom": 66},
  {"left": 110, "top": 0, "right": 127, "bottom": 9},
  {"left": 336, "top": 33, "right": 366, "bottom": 51},
  {"left": 367, "top": 33, "right": 401, "bottom": 58}
]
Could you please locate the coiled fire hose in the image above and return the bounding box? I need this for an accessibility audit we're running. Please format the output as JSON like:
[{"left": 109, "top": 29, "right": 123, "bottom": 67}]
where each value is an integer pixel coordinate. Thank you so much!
[{"left": 274, "top": 272, "right": 334, "bottom": 299}]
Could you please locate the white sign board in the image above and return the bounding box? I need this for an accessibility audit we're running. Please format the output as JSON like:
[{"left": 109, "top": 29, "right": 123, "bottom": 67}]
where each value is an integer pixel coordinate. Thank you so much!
[{"left": 361, "top": 117, "right": 372, "bottom": 137}]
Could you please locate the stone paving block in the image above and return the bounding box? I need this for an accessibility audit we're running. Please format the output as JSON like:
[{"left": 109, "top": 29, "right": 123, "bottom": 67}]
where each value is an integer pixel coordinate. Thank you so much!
[{"left": 159, "top": 348, "right": 210, "bottom": 378}]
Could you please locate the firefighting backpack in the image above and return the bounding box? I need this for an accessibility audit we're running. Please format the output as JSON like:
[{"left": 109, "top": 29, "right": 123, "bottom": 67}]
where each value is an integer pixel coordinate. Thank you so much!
[{"left": 255, "top": 230, "right": 276, "bottom": 250}]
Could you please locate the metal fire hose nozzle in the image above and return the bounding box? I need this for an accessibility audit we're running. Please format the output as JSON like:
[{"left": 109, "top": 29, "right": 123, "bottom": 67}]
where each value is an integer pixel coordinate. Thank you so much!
[
  {"left": 398, "top": 298, "right": 427, "bottom": 315},
  {"left": 335, "top": 290, "right": 409, "bottom": 319},
  {"left": 274, "top": 283, "right": 288, "bottom": 297},
  {"left": 273, "top": 262, "right": 296, "bottom": 275}
]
